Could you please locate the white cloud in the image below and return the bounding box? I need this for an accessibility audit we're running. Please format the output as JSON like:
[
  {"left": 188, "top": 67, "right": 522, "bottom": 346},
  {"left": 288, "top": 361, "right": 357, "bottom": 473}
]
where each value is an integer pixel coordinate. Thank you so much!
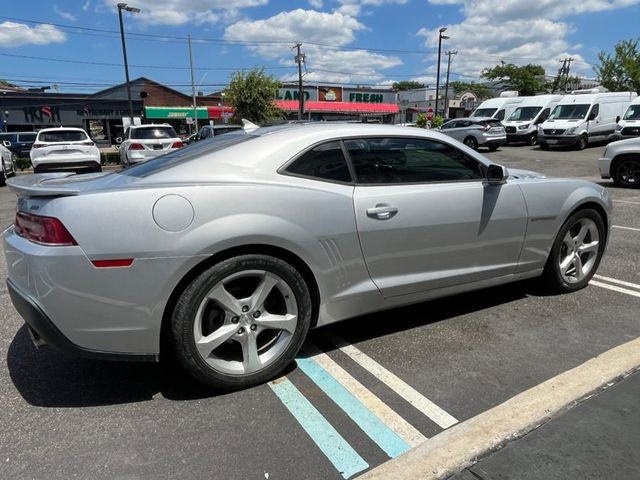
[
  {"left": 335, "top": 0, "right": 408, "bottom": 16},
  {"left": 54, "top": 6, "right": 78, "bottom": 21},
  {"left": 309, "top": 0, "right": 324, "bottom": 7},
  {"left": 0, "top": 22, "right": 67, "bottom": 47},
  {"left": 102, "top": 0, "right": 267, "bottom": 25}
]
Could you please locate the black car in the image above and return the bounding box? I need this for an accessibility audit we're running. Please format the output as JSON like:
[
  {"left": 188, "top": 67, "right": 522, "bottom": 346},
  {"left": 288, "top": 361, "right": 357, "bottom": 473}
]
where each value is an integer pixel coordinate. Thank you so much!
[
  {"left": 0, "top": 132, "right": 37, "bottom": 157},
  {"left": 197, "top": 124, "right": 243, "bottom": 141}
]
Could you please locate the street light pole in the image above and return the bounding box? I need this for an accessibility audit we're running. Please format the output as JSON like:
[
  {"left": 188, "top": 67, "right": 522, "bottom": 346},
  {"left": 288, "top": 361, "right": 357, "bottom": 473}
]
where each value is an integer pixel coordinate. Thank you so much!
[
  {"left": 443, "top": 50, "right": 458, "bottom": 119},
  {"left": 434, "top": 27, "right": 449, "bottom": 118},
  {"left": 117, "top": 3, "right": 140, "bottom": 125},
  {"left": 188, "top": 34, "right": 198, "bottom": 134}
]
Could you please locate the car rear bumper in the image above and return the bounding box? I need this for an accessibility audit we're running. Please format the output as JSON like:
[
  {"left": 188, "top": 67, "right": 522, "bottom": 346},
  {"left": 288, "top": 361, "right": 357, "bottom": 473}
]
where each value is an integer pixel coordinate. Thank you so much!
[
  {"left": 480, "top": 136, "right": 506, "bottom": 148},
  {"left": 33, "top": 161, "right": 101, "bottom": 174},
  {"left": 7, "top": 278, "right": 158, "bottom": 362}
]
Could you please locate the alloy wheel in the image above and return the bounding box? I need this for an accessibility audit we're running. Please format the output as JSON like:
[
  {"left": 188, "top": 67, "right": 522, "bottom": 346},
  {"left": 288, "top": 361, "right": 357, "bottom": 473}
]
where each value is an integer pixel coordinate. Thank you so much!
[
  {"left": 193, "top": 269, "right": 298, "bottom": 375},
  {"left": 615, "top": 159, "right": 640, "bottom": 186},
  {"left": 558, "top": 218, "right": 600, "bottom": 284}
]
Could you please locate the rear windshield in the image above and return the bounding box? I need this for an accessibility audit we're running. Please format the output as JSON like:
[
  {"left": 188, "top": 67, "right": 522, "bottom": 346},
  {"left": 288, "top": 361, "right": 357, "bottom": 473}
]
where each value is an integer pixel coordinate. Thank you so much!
[
  {"left": 508, "top": 106, "right": 541, "bottom": 121},
  {"left": 131, "top": 126, "right": 177, "bottom": 140},
  {"left": 623, "top": 105, "right": 640, "bottom": 120},
  {"left": 478, "top": 119, "right": 503, "bottom": 127},
  {"left": 18, "top": 133, "right": 37, "bottom": 142},
  {"left": 473, "top": 108, "right": 497, "bottom": 118},
  {"left": 38, "top": 130, "right": 88, "bottom": 142},
  {"left": 549, "top": 104, "right": 589, "bottom": 120},
  {"left": 118, "top": 131, "right": 252, "bottom": 178}
]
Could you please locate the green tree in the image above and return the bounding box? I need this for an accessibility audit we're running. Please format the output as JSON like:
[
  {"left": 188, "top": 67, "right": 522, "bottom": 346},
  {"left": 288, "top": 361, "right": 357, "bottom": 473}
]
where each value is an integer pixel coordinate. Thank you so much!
[
  {"left": 449, "top": 81, "right": 492, "bottom": 100},
  {"left": 392, "top": 80, "right": 425, "bottom": 91},
  {"left": 430, "top": 115, "right": 444, "bottom": 128},
  {"left": 595, "top": 39, "right": 640, "bottom": 93},
  {"left": 225, "top": 68, "right": 283, "bottom": 124},
  {"left": 415, "top": 113, "right": 427, "bottom": 128},
  {"left": 480, "top": 63, "right": 549, "bottom": 96}
]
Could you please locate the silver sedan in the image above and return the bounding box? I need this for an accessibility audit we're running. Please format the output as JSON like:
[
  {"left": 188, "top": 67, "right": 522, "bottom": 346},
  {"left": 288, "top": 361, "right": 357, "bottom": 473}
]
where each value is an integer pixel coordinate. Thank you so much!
[{"left": 4, "top": 124, "right": 611, "bottom": 389}]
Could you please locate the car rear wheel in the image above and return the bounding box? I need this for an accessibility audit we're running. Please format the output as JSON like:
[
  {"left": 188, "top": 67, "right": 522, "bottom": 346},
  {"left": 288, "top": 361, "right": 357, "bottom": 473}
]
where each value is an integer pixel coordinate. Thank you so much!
[
  {"left": 171, "top": 254, "right": 312, "bottom": 389},
  {"left": 463, "top": 136, "right": 478, "bottom": 150},
  {"left": 612, "top": 157, "right": 640, "bottom": 188},
  {"left": 542, "top": 208, "right": 605, "bottom": 293}
]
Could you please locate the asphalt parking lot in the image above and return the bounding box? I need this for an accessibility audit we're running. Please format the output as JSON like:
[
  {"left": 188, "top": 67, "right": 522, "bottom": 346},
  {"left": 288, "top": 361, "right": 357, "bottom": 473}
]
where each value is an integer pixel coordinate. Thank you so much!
[{"left": 1, "top": 143, "right": 639, "bottom": 479}]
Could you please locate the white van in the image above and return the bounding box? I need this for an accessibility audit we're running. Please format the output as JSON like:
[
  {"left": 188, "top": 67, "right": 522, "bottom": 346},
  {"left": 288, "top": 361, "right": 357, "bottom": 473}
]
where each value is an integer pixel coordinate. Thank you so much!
[
  {"left": 539, "top": 90, "right": 637, "bottom": 150},
  {"left": 615, "top": 96, "right": 640, "bottom": 139},
  {"left": 503, "top": 94, "right": 564, "bottom": 146},
  {"left": 470, "top": 95, "right": 524, "bottom": 122}
]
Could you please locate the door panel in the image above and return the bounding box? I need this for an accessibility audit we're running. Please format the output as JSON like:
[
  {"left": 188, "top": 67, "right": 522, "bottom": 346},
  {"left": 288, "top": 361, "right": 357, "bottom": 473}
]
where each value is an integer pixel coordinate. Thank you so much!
[{"left": 354, "top": 181, "right": 528, "bottom": 297}]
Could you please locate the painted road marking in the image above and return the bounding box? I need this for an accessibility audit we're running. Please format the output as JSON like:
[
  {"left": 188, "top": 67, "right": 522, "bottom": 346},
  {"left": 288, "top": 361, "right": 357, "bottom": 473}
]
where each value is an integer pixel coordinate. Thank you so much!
[
  {"left": 269, "top": 377, "right": 369, "bottom": 479},
  {"left": 296, "top": 355, "right": 411, "bottom": 458},
  {"left": 325, "top": 333, "right": 458, "bottom": 429},
  {"left": 590, "top": 280, "right": 640, "bottom": 299},
  {"left": 612, "top": 225, "right": 640, "bottom": 232},
  {"left": 594, "top": 274, "right": 640, "bottom": 291},
  {"left": 304, "top": 343, "right": 428, "bottom": 447},
  {"left": 613, "top": 199, "right": 640, "bottom": 205}
]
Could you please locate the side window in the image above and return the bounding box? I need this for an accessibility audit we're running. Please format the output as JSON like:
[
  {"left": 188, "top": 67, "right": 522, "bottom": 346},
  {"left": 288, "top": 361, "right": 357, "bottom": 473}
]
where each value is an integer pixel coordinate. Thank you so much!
[
  {"left": 441, "top": 121, "right": 455, "bottom": 130},
  {"left": 124, "top": 128, "right": 130, "bottom": 139},
  {"left": 286, "top": 141, "right": 352, "bottom": 183},
  {"left": 199, "top": 127, "right": 211, "bottom": 139},
  {"left": 458, "top": 120, "right": 472, "bottom": 128},
  {"left": 589, "top": 104, "right": 600, "bottom": 119},
  {"left": 536, "top": 108, "right": 550, "bottom": 124},
  {"left": 344, "top": 137, "right": 483, "bottom": 184},
  {"left": 495, "top": 109, "right": 506, "bottom": 121}
]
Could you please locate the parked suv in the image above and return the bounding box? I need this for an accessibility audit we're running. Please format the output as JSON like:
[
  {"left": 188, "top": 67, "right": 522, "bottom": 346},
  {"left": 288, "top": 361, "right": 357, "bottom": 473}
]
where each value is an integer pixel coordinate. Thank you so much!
[
  {"left": 30, "top": 127, "right": 101, "bottom": 174},
  {"left": 439, "top": 117, "right": 507, "bottom": 151},
  {"left": 0, "top": 132, "right": 37, "bottom": 158},
  {"left": 119, "top": 124, "right": 183, "bottom": 166}
]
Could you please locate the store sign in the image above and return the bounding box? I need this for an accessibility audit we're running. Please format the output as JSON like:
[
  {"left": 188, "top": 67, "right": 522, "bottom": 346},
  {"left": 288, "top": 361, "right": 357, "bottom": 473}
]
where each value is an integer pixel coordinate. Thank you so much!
[
  {"left": 318, "top": 86, "right": 342, "bottom": 102},
  {"left": 275, "top": 88, "right": 318, "bottom": 102},
  {"left": 23, "top": 106, "right": 61, "bottom": 124},
  {"left": 344, "top": 89, "right": 396, "bottom": 104},
  {"left": 145, "top": 107, "right": 208, "bottom": 119}
]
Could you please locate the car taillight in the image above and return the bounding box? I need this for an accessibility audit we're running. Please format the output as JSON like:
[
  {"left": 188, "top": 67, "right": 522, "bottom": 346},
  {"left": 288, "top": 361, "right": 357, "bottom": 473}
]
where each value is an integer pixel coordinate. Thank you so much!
[
  {"left": 171, "top": 141, "right": 184, "bottom": 148},
  {"left": 32, "top": 143, "right": 45, "bottom": 149},
  {"left": 81, "top": 141, "right": 95, "bottom": 146},
  {"left": 128, "top": 143, "right": 144, "bottom": 150},
  {"left": 15, "top": 212, "right": 77, "bottom": 246}
]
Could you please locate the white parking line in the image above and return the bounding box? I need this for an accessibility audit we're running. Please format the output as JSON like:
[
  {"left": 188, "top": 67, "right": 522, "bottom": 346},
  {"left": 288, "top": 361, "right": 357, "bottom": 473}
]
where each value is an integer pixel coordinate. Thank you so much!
[
  {"left": 613, "top": 199, "right": 640, "bottom": 205},
  {"left": 590, "top": 280, "right": 640, "bottom": 299},
  {"left": 593, "top": 275, "right": 640, "bottom": 291},
  {"left": 324, "top": 333, "right": 459, "bottom": 429},
  {"left": 304, "top": 343, "right": 428, "bottom": 447},
  {"left": 612, "top": 225, "right": 640, "bottom": 232}
]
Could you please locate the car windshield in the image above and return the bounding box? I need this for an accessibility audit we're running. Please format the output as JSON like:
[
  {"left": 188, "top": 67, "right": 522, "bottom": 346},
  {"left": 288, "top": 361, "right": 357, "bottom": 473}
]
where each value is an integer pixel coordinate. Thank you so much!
[
  {"left": 38, "top": 130, "right": 88, "bottom": 142},
  {"left": 473, "top": 108, "right": 497, "bottom": 117},
  {"left": 508, "top": 106, "right": 541, "bottom": 121},
  {"left": 131, "top": 127, "right": 177, "bottom": 139},
  {"left": 623, "top": 105, "right": 640, "bottom": 120},
  {"left": 549, "top": 104, "right": 590, "bottom": 120},
  {"left": 118, "top": 131, "right": 252, "bottom": 177}
]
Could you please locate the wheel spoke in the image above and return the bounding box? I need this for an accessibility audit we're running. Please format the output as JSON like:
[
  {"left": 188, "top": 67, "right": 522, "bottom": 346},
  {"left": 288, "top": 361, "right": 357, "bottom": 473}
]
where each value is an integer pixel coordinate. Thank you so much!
[
  {"left": 249, "top": 273, "right": 279, "bottom": 311},
  {"left": 208, "top": 284, "right": 242, "bottom": 316},
  {"left": 254, "top": 313, "right": 297, "bottom": 334},
  {"left": 573, "top": 255, "right": 584, "bottom": 279},
  {"left": 560, "top": 254, "right": 574, "bottom": 273},
  {"left": 196, "top": 324, "right": 238, "bottom": 358},
  {"left": 239, "top": 332, "right": 261, "bottom": 372},
  {"left": 578, "top": 241, "right": 599, "bottom": 255},
  {"left": 575, "top": 222, "right": 590, "bottom": 245}
]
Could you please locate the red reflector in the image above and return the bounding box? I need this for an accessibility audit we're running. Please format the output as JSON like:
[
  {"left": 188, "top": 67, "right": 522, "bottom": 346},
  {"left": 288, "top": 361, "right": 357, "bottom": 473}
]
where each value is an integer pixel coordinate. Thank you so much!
[
  {"left": 15, "top": 212, "right": 77, "bottom": 246},
  {"left": 171, "top": 141, "right": 184, "bottom": 148},
  {"left": 128, "top": 143, "right": 144, "bottom": 150},
  {"left": 32, "top": 143, "right": 45, "bottom": 149},
  {"left": 91, "top": 259, "right": 134, "bottom": 268}
]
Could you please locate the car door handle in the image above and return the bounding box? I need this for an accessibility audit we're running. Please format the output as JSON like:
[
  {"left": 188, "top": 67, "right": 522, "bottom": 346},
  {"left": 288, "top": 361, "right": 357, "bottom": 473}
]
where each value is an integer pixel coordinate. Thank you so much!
[{"left": 366, "top": 204, "right": 398, "bottom": 220}]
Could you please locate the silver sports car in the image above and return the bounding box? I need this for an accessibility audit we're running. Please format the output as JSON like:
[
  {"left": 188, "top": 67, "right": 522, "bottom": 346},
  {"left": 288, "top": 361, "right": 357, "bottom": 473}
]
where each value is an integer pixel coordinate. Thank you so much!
[{"left": 4, "top": 124, "right": 611, "bottom": 389}]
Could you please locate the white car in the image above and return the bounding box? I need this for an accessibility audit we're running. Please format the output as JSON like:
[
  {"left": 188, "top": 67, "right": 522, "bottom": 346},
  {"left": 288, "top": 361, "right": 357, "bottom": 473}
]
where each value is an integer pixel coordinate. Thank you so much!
[
  {"left": 118, "top": 124, "right": 183, "bottom": 166},
  {"left": 599, "top": 137, "right": 640, "bottom": 187},
  {"left": 1, "top": 140, "right": 18, "bottom": 186},
  {"left": 30, "top": 127, "right": 101, "bottom": 174}
]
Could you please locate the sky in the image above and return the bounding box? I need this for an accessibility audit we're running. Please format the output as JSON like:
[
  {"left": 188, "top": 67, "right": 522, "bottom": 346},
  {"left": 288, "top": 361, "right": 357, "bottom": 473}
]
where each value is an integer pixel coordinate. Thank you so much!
[{"left": 1, "top": 0, "right": 639, "bottom": 95}]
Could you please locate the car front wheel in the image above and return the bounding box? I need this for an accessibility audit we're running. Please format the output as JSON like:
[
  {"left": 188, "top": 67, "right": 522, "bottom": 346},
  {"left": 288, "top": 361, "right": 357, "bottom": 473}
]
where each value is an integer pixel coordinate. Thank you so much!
[
  {"left": 612, "top": 157, "right": 640, "bottom": 188},
  {"left": 171, "top": 254, "right": 313, "bottom": 389},
  {"left": 542, "top": 208, "right": 606, "bottom": 292}
]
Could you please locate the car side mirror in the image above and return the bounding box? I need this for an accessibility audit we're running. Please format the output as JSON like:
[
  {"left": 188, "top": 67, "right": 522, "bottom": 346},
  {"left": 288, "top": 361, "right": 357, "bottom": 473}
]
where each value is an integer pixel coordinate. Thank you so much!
[
  {"left": 588, "top": 113, "right": 596, "bottom": 121},
  {"left": 115, "top": 137, "right": 123, "bottom": 144},
  {"left": 487, "top": 164, "right": 508, "bottom": 185},
  {"left": 616, "top": 116, "right": 621, "bottom": 123},
  {"left": 2, "top": 140, "right": 10, "bottom": 147}
]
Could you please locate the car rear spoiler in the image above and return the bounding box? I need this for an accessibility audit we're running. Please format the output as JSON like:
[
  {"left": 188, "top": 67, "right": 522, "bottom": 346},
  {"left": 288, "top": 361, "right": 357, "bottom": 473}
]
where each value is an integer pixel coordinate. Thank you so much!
[{"left": 6, "top": 173, "right": 86, "bottom": 196}]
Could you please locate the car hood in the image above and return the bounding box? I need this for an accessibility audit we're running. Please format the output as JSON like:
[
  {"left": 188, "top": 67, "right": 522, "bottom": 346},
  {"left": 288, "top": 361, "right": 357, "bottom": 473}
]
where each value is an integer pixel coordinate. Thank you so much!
[
  {"left": 6, "top": 171, "right": 139, "bottom": 196},
  {"left": 507, "top": 168, "right": 547, "bottom": 180}
]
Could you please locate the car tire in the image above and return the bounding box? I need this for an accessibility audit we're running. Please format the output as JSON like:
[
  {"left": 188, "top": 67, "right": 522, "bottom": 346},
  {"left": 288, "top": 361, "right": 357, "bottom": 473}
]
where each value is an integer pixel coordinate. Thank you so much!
[
  {"left": 0, "top": 163, "right": 6, "bottom": 187},
  {"left": 542, "top": 208, "right": 606, "bottom": 293},
  {"left": 528, "top": 134, "right": 537, "bottom": 146},
  {"left": 577, "top": 135, "right": 588, "bottom": 150},
  {"left": 463, "top": 136, "right": 478, "bottom": 150},
  {"left": 171, "top": 254, "right": 313, "bottom": 389},
  {"left": 611, "top": 157, "right": 640, "bottom": 188}
]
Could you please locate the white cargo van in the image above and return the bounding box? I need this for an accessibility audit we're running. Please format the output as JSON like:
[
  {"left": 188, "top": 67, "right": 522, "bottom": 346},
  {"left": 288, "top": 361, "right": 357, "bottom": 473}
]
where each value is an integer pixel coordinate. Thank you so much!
[
  {"left": 503, "top": 94, "right": 564, "bottom": 145},
  {"left": 470, "top": 94, "right": 524, "bottom": 122},
  {"left": 539, "top": 90, "right": 637, "bottom": 150},
  {"left": 615, "top": 96, "right": 640, "bottom": 139}
]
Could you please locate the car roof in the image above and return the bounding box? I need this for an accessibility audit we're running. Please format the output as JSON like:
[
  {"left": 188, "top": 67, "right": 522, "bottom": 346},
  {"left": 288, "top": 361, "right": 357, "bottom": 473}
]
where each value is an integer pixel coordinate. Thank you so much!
[
  {"left": 130, "top": 123, "right": 173, "bottom": 129},
  {"left": 37, "top": 127, "right": 88, "bottom": 133}
]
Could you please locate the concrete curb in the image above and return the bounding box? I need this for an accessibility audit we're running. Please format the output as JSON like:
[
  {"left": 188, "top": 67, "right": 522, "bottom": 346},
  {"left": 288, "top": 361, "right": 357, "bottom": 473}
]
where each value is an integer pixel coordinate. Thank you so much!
[{"left": 357, "top": 336, "right": 640, "bottom": 480}]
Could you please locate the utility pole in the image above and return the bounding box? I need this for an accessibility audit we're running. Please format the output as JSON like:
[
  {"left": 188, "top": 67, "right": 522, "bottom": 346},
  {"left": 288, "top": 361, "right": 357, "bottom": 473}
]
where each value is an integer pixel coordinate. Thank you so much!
[
  {"left": 116, "top": 3, "right": 140, "bottom": 125},
  {"left": 434, "top": 27, "right": 449, "bottom": 118},
  {"left": 443, "top": 50, "right": 458, "bottom": 119},
  {"left": 188, "top": 34, "right": 198, "bottom": 134},
  {"left": 294, "top": 43, "right": 305, "bottom": 120},
  {"left": 564, "top": 57, "right": 573, "bottom": 92}
]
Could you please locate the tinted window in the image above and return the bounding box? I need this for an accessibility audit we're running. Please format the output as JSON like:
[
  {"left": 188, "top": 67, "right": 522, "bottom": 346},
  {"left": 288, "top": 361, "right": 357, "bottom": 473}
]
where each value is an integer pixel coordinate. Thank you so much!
[
  {"left": 345, "top": 137, "right": 482, "bottom": 184},
  {"left": 17, "top": 133, "right": 37, "bottom": 142},
  {"left": 131, "top": 126, "right": 177, "bottom": 139},
  {"left": 495, "top": 109, "right": 506, "bottom": 121},
  {"left": 589, "top": 104, "right": 600, "bottom": 118},
  {"left": 286, "top": 141, "right": 351, "bottom": 183},
  {"left": 0, "top": 133, "right": 16, "bottom": 143},
  {"left": 473, "top": 108, "right": 497, "bottom": 117},
  {"left": 441, "top": 121, "right": 456, "bottom": 130},
  {"left": 458, "top": 120, "right": 472, "bottom": 128},
  {"left": 39, "top": 130, "right": 88, "bottom": 142},
  {"left": 550, "top": 104, "right": 590, "bottom": 120},
  {"left": 536, "top": 108, "right": 551, "bottom": 124}
]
